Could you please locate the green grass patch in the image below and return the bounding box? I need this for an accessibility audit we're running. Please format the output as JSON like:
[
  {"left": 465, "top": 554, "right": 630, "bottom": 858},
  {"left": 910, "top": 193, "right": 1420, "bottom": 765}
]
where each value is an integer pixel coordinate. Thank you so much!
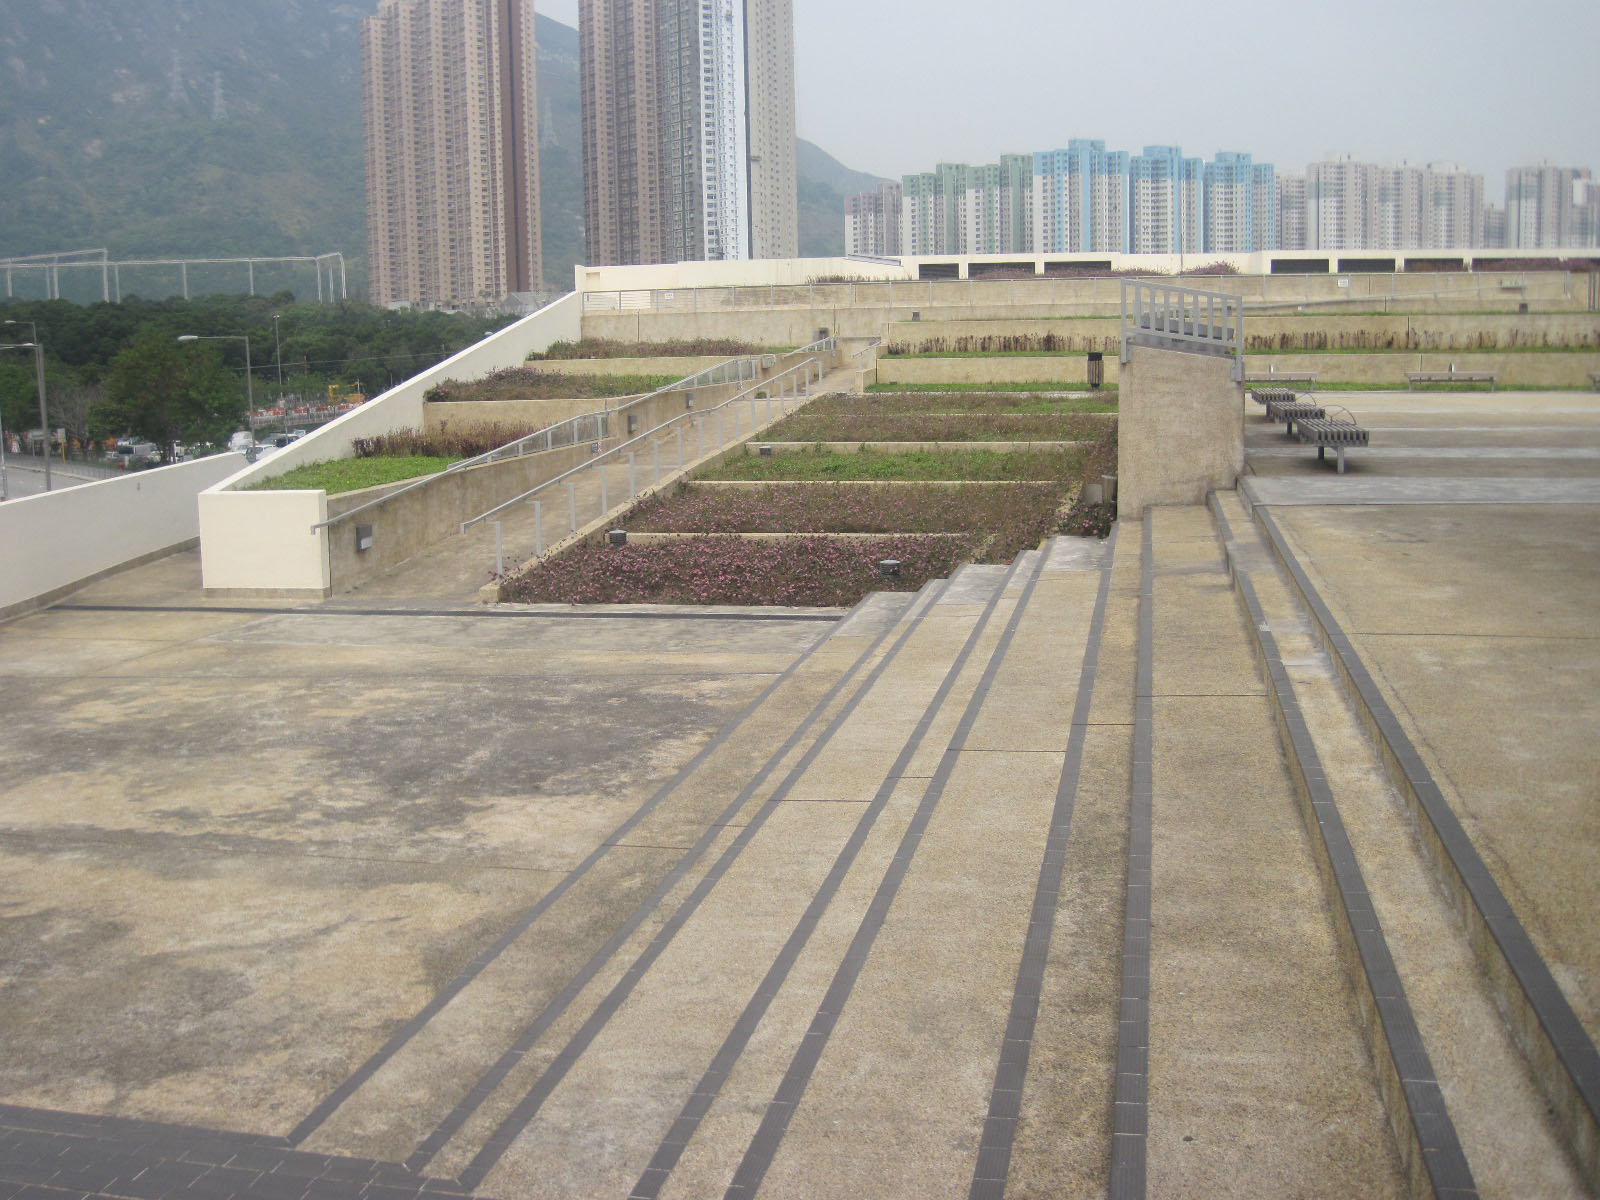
[
  {"left": 700, "top": 447, "right": 1081, "bottom": 482},
  {"left": 248, "top": 456, "right": 460, "bottom": 494}
]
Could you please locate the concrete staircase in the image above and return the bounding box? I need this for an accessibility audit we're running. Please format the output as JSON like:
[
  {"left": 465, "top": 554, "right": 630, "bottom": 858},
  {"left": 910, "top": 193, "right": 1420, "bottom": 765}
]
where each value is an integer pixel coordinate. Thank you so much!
[{"left": 293, "top": 510, "right": 1595, "bottom": 1198}]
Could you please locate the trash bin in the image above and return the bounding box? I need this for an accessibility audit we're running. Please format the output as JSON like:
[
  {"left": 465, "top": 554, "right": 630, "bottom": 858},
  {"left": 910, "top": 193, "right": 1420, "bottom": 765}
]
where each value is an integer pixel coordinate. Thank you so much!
[{"left": 1087, "top": 351, "right": 1104, "bottom": 390}]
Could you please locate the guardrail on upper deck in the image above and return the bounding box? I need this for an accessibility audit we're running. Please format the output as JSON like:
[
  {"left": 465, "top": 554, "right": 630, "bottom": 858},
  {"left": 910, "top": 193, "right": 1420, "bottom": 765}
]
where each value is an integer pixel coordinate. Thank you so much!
[{"left": 1120, "top": 279, "right": 1245, "bottom": 381}]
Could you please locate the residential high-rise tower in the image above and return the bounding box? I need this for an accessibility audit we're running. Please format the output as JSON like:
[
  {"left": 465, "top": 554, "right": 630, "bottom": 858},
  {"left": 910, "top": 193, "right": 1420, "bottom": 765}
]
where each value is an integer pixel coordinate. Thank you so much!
[
  {"left": 362, "top": 0, "right": 541, "bottom": 307},
  {"left": 581, "top": 0, "right": 797, "bottom": 266}
]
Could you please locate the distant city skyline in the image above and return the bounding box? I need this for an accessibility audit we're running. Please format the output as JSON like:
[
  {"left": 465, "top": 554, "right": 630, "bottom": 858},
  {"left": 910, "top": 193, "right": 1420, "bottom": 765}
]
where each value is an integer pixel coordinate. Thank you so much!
[{"left": 537, "top": 0, "right": 1598, "bottom": 203}]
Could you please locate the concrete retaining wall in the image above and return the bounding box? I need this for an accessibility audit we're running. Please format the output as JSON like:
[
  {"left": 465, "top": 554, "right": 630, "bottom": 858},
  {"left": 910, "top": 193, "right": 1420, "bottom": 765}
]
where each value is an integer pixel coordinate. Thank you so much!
[
  {"left": 325, "top": 443, "right": 595, "bottom": 593},
  {"left": 886, "top": 312, "right": 1600, "bottom": 355},
  {"left": 877, "top": 350, "right": 1600, "bottom": 389},
  {"left": 579, "top": 272, "right": 1594, "bottom": 348},
  {"left": 1118, "top": 344, "right": 1243, "bottom": 517},
  {"left": 1, "top": 454, "right": 247, "bottom": 619},
  {"left": 198, "top": 292, "right": 583, "bottom": 595}
]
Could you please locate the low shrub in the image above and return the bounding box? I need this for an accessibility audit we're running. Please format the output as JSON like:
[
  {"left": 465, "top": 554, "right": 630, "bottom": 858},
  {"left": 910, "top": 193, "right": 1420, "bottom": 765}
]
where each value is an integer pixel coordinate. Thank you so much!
[
  {"left": 801, "top": 392, "right": 1116, "bottom": 416},
  {"left": 424, "top": 367, "right": 677, "bottom": 403},
  {"left": 351, "top": 424, "right": 544, "bottom": 459},
  {"left": 528, "top": 338, "right": 782, "bottom": 360},
  {"left": 500, "top": 535, "right": 976, "bottom": 607}
]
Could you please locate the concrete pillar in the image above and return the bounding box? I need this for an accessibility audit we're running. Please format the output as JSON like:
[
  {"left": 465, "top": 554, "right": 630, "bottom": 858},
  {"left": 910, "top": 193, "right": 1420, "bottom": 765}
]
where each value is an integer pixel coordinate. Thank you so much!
[{"left": 1116, "top": 343, "right": 1244, "bottom": 518}]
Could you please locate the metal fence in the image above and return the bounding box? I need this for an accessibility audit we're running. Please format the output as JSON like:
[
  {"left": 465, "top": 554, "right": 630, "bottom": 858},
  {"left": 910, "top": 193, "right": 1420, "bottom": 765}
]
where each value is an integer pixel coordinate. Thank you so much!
[
  {"left": 458, "top": 354, "right": 831, "bottom": 573},
  {"left": 1119, "top": 279, "right": 1245, "bottom": 379},
  {"left": 312, "top": 338, "right": 837, "bottom": 536}
]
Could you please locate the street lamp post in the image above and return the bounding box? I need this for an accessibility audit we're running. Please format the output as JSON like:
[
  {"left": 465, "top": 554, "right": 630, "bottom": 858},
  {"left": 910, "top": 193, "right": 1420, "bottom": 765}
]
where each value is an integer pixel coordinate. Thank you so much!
[
  {"left": 3, "top": 320, "right": 49, "bottom": 492},
  {"left": 272, "top": 314, "right": 286, "bottom": 436},
  {"left": 177, "top": 333, "right": 253, "bottom": 452}
]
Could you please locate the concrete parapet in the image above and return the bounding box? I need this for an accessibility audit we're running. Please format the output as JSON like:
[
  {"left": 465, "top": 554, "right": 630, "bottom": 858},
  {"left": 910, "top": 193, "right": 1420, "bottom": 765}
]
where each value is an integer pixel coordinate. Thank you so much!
[
  {"left": 0, "top": 453, "right": 246, "bottom": 620},
  {"left": 1117, "top": 344, "right": 1242, "bottom": 517}
]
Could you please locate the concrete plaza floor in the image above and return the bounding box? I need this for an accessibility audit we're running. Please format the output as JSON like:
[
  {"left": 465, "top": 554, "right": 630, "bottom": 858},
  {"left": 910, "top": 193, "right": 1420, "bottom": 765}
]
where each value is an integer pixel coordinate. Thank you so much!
[
  {"left": 1244, "top": 389, "right": 1600, "bottom": 1051},
  {"left": 0, "top": 387, "right": 1595, "bottom": 1198}
]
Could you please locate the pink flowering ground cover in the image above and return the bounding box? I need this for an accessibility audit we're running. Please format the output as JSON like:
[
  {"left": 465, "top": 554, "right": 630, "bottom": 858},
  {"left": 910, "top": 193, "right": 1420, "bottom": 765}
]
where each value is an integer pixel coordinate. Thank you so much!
[{"left": 499, "top": 535, "right": 974, "bottom": 607}]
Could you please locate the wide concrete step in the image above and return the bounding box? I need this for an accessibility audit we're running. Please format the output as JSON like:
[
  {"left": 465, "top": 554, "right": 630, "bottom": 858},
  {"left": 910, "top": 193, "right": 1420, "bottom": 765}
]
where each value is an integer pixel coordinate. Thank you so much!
[
  {"left": 1137, "top": 504, "right": 1410, "bottom": 1198},
  {"left": 436, "top": 554, "right": 1038, "bottom": 1197},
  {"left": 293, "top": 585, "right": 927, "bottom": 1164},
  {"left": 383, "top": 535, "right": 1136, "bottom": 1200},
  {"left": 1212, "top": 491, "right": 1587, "bottom": 1198}
]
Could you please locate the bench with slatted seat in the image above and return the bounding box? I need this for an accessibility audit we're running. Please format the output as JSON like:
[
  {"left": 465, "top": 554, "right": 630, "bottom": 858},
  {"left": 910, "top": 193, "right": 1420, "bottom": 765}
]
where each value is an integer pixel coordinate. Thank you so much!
[
  {"left": 1406, "top": 369, "right": 1497, "bottom": 391},
  {"left": 1249, "top": 387, "right": 1297, "bottom": 409},
  {"left": 1244, "top": 372, "right": 1317, "bottom": 386},
  {"left": 1294, "top": 416, "right": 1370, "bottom": 473},
  {"left": 1264, "top": 398, "right": 1326, "bottom": 436},
  {"left": 1589, "top": 371, "right": 1599, "bottom": 392}
]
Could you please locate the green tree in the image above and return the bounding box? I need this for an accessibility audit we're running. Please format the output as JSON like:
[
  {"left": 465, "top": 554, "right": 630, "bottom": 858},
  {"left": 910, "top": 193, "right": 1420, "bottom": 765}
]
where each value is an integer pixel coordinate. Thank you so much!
[{"left": 101, "top": 330, "right": 241, "bottom": 458}]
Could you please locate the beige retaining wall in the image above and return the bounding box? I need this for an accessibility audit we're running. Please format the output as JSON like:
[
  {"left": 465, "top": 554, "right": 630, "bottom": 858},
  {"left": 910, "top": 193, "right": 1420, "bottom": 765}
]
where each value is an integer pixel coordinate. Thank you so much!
[
  {"left": 886, "top": 312, "right": 1600, "bottom": 355},
  {"left": 521, "top": 355, "right": 729, "bottom": 377},
  {"left": 324, "top": 443, "right": 595, "bottom": 594},
  {"left": 580, "top": 271, "right": 1596, "bottom": 346},
  {"left": 878, "top": 351, "right": 1600, "bottom": 389},
  {"left": 1118, "top": 344, "right": 1243, "bottom": 516}
]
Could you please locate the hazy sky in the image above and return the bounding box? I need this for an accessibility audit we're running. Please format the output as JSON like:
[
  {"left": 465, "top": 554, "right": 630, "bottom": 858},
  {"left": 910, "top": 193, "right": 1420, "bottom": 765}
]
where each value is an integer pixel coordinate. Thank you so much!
[{"left": 538, "top": 0, "right": 1599, "bottom": 201}]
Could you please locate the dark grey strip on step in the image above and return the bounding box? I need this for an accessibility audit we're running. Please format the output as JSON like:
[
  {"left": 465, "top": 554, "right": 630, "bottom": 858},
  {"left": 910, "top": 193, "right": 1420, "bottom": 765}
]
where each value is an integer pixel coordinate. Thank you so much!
[
  {"left": 721, "top": 549, "right": 1052, "bottom": 1200},
  {"left": 630, "top": 554, "right": 1048, "bottom": 1200},
  {"left": 288, "top": 596, "right": 858, "bottom": 1148},
  {"left": 1210, "top": 494, "right": 1477, "bottom": 1199},
  {"left": 968, "top": 531, "right": 1119, "bottom": 1200},
  {"left": 1109, "top": 518, "right": 1153, "bottom": 1200},
  {"left": 1245, "top": 495, "right": 1600, "bottom": 1190},
  {"left": 449, "top": 576, "right": 954, "bottom": 1189}
]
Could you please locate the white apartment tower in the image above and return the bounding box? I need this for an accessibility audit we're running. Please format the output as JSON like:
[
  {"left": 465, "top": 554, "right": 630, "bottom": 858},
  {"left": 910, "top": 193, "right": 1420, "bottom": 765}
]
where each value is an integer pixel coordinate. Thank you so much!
[
  {"left": 581, "top": 0, "right": 797, "bottom": 265},
  {"left": 363, "top": 0, "right": 541, "bottom": 307},
  {"left": 845, "top": 182, "right": 902, "bottom": 257}
]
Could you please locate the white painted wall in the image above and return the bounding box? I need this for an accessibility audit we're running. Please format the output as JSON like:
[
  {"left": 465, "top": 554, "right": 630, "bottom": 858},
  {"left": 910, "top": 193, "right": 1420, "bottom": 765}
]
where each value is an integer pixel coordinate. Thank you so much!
[
  {"left": 0, "top": 454, "right": 245, "bottom": 615},
  {"left": 198, "top": 489, "right": 329, "bottom": 594},
  {"left": 198, "top": 291, "right": 582, "bottom": 594},
  {"left": 575, "top": 247, "right": 1592, "bottom": 293}
]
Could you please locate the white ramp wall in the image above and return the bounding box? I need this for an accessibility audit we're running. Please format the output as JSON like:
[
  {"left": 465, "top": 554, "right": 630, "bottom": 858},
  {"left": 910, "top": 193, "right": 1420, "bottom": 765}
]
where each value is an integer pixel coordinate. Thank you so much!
[
  {"left": 199, "top": 292, "right": 582, "bottom": 594},
  {"left": 0, "top": 454, "right": 247, "bottom": 618}
]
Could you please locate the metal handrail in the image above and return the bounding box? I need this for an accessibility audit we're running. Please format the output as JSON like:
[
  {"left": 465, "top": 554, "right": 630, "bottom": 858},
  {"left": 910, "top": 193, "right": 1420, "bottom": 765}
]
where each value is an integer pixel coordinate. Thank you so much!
[
  {"left": 309, "top": 349, "right": 798, "bottom": 534},
  {"left": 1119, "top": 278, "right": 1245, "bottom": 380},
  {"left": 459, "top": 355, "right": 829, "bottom": 534},
  {"left": 851, "top": 337, "right": 884, "bottom": 362}
]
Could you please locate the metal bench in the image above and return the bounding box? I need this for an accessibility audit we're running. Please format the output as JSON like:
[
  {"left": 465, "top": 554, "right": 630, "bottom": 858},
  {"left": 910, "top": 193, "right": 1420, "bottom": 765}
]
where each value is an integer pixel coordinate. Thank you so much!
[
  {"left": 1590, "top": 371, "right": 1600, "bottom": 392},
  {"left": 1295, "top": 417, "right": 1369, "bottom": 473},
  {"left": 1249, "top": 387, "right": 1297, "bottom": 408},
  {"left": 1245, "top": 372, "right": 1317, "bottom": 386},
  {"left": 1406, "top": 370, "right": 1497, "bottom": 391},
  {"left": 1264, "top": 399, "right": 1326, "bottom": 436}
]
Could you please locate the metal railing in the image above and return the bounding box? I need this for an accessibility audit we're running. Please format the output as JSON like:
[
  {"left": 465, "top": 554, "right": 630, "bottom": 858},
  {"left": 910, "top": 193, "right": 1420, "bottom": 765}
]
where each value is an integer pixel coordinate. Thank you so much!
[
  {"left": 851, "top": 337, "right": 884, "bottom": 363},
  {"left": 310, "top": 349, "right": 811, "bottom": 534},
  {"left": 1120, "top": 279, "right": 1245, "bottom": 379},
  {"left": 459, "top": 355, "right": 829, "bottom": 549}
]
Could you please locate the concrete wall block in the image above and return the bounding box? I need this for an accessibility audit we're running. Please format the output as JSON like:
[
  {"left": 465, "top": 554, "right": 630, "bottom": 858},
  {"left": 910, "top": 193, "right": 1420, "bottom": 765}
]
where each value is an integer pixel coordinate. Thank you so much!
[
  {"left": 1118, "top": 344, "right": 1243, "bottom": 518},
  {"left": 0, "top": 454, "right": 247, "bottom": 617}
]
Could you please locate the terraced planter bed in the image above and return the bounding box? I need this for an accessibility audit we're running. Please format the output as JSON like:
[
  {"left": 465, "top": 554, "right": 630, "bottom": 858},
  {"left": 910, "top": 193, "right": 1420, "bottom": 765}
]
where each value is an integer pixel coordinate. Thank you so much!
[
  {"left": 500, "top": 535, "right": 973, "bottom": 607},
  {"left": 527, "top": 338, "right": 787, "bottom": 360},
  {"left": 758, "top": 409, "right": 1110, "bottom": 443},
  {"left": 425, "top": 366, "right": 678, "bottom": 402},
  {"left": 699, "top": 447, "right": 1083, "bottom": 482},
  {"left": 621, "top": 482, "right": 1065, "bottom": 561},
  {"left": 802, "top": 391, "right": 1117, "bottom": 415}
]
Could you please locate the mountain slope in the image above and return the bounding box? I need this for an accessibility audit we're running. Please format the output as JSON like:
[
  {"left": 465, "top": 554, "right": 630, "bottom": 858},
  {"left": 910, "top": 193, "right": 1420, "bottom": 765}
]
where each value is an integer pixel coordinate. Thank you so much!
[{"left": 0, "top": 2, "right": 886, "bottom": 293}]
